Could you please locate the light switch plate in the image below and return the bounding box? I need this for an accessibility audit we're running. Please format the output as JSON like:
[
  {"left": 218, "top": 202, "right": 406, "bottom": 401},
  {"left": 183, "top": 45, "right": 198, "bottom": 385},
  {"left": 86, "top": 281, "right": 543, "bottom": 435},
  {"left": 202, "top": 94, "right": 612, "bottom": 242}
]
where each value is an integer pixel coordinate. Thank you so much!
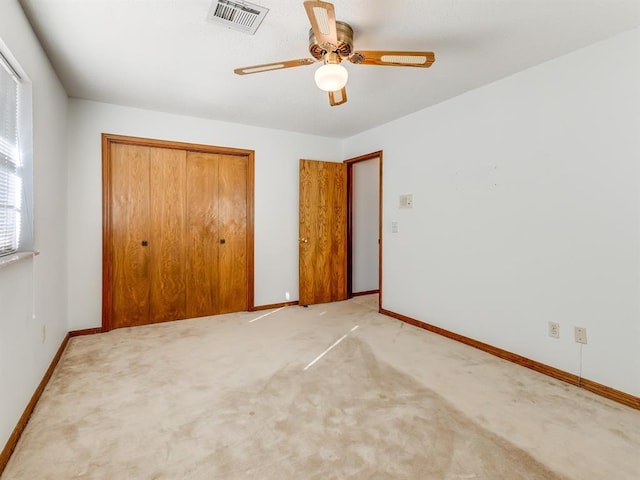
[{"left": 399, "top": 194, "right": 413, "bottom": 209}]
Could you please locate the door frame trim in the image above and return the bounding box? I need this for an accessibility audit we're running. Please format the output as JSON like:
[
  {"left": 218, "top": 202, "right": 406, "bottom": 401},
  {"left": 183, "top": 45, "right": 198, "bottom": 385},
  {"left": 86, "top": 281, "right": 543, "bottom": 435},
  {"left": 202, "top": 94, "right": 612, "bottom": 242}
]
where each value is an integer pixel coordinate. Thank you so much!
[
  {"left": 344, "top": 151, "right": 383, "bottom": 311},
  {"left": 102, "top": 133, "right": 255, "bottom": 331}
]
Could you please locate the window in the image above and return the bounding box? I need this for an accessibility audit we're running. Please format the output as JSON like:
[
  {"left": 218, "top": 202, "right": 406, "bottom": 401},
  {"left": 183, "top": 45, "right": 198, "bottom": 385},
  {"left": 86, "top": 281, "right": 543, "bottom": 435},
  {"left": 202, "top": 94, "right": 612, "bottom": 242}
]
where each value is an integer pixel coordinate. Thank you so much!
[{"left": 0, "top": 47, "right": 32, "bottom": 257}]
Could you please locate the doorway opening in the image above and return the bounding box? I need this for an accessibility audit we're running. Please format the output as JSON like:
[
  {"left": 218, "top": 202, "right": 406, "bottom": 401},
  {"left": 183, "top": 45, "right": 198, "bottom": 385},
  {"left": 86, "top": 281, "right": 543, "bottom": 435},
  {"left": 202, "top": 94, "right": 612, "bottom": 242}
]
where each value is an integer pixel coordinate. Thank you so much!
[{"left": 345, "top": 151, "right": 382, "bottom": 310}]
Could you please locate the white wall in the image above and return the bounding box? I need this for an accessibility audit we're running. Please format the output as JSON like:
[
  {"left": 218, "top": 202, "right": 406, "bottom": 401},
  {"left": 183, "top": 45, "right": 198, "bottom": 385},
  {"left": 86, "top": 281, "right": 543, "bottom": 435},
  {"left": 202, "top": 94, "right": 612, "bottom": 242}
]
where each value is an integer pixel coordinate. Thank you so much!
[
  {"left": 343, "top": 28, "right": 640, "bottom": 397},
  {"left": 0, "top": 0, "right": 69, "bottom": 450},
  {"left": 66, "top": 100, "right": 341, "bottom": 330},
  {"left": 352, "top": 157, "right": 380, "bottom": 293}
]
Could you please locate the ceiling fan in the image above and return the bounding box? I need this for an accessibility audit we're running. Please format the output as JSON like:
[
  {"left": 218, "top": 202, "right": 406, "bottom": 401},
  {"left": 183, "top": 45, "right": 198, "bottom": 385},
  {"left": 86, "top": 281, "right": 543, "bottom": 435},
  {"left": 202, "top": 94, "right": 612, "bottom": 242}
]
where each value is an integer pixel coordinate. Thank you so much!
[{"left": 234, "top": 0, "right": 436, "bottom": 106}]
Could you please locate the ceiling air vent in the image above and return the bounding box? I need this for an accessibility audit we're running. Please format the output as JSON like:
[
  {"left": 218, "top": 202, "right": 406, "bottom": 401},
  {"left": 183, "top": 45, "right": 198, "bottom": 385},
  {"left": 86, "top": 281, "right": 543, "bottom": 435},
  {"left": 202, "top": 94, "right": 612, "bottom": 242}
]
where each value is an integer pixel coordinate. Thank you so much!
[{"left": 207, "top": 0, "right": 269, "bottom": 35}]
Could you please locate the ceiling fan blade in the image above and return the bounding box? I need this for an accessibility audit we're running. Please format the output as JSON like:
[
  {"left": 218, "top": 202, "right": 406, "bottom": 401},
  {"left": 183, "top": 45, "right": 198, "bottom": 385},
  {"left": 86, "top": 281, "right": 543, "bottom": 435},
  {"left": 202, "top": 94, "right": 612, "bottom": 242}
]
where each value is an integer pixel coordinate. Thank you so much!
[
  {"left": 303, "top": 1, "right": 338, "bottom": 49},
  {"left": 328, "top": 87, "right": 347, "bottom": 107},
  {"left": 234, "top": 58, "right": 315, "bottom": 75},
  {"left": 350, "top": 50, "right": 435, "bottom": 68}
]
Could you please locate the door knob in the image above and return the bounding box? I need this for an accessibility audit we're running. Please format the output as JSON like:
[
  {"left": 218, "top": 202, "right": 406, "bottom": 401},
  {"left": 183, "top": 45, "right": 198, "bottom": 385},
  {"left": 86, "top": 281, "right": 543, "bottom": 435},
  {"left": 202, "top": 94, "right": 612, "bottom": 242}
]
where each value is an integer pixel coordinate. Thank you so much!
[{"left": 299, "top": 238, "right": 308, "bottom": 243}]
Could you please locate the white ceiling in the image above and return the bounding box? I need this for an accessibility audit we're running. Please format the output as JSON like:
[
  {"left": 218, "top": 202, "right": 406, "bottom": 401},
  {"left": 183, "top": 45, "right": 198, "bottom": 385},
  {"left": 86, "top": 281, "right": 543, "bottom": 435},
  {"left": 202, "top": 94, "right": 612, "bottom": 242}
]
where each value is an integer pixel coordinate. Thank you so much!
[{"left": 18, "top": 0, "right": 640, "bottom": 138}]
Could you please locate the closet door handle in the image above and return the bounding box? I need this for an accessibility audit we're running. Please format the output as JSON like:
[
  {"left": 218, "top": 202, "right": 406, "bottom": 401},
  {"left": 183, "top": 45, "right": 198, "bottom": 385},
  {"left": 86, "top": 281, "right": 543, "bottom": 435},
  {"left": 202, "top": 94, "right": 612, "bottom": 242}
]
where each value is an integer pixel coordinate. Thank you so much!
[
  {"left": 220, "top": 239, "right": 226, "bottom": 244},
  {"left": 141, "top": 240, "right": 148, "bottom": 247}
]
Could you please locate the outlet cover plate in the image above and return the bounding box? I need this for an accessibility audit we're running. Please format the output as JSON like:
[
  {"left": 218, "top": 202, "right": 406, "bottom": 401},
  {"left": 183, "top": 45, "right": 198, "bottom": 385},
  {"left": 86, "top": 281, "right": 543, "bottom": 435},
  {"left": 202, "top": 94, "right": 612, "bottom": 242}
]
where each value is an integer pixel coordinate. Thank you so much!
[{"left": 574, "top": 326, "right": 588, "bottom": 344}]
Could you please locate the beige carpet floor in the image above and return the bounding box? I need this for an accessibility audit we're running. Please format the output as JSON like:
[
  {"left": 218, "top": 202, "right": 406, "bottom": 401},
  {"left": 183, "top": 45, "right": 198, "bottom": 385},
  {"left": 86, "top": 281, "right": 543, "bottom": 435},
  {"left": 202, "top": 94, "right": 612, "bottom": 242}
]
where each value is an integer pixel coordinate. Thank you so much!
[{"left": 2, "top": 295, "right": 639, "bottom": 479}]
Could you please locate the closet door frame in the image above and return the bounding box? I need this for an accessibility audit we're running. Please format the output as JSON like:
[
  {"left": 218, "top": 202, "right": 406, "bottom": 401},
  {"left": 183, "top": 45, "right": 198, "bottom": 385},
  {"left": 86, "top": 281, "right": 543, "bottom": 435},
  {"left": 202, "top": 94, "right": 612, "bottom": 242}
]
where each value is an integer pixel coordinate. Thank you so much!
[{"left": 102, "top": 133, "right": 255, "bottom": 331}]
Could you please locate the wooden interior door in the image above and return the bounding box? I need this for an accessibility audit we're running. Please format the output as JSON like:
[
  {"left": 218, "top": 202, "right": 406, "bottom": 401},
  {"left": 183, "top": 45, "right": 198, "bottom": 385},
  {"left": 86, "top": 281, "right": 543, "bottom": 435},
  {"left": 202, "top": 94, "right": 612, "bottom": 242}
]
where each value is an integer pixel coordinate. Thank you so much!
[
  {"left": 111, "top": 145, "right": 188, "bottom": 327},
  {"left": 299, "top": 159, "right": 347, "bottom": 306},
  {"left": 185, "top": 152, "right": 248, "bottom": 316},
  {"left": 103, "top": 134, "right": 255, "bottom": 331}
]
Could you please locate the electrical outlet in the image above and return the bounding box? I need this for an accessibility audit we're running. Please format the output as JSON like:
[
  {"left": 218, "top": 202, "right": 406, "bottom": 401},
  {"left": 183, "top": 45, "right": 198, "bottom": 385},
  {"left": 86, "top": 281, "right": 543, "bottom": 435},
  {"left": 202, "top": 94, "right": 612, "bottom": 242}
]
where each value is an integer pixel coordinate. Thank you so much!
[
  {"left": 548, "top": 321, "right": 560, "bottom": 339},
  {"left": 574, "top": 326, "right": 588, "bottom": 344}
]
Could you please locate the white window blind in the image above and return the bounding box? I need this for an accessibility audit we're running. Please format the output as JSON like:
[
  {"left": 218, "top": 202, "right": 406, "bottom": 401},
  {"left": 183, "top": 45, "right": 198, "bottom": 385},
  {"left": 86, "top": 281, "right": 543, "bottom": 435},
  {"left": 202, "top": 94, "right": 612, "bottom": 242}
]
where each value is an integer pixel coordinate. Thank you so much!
[{"left": 0, "top": 52, "right": 23, "bottom": 256}]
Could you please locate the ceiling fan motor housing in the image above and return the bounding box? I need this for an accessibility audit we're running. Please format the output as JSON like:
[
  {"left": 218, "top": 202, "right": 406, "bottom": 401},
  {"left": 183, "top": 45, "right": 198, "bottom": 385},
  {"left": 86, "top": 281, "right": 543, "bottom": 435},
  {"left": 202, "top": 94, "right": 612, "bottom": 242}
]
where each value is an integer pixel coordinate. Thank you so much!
[{"left": 308, "top": 21, "right": 354, "bottom": 60}]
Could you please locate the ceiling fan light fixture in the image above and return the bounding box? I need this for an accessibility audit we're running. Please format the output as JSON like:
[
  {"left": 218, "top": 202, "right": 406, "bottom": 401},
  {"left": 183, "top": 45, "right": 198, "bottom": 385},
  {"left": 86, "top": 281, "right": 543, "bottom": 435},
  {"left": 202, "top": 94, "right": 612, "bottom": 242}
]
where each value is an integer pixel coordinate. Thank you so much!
[
  {"left": 314, "top": 63, "right": 348, "bottom": 91},
  {"left": 234, "top": 1, "right": 436, "bottom": 106}
]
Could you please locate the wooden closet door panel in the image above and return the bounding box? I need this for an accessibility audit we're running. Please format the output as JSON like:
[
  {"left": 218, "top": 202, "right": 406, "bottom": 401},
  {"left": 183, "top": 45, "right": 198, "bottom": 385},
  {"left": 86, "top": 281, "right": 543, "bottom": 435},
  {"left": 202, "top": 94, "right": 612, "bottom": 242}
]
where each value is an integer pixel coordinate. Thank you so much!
[
  {"left": 186, "top": 152, "right": 220, "bottom": 318},
  {"left": 149, "top": 147, "right": 187, "bottom": 323},
  {"left": 218, "top": 155, "right": 248, "bottom": 313},
  {"left": 111, "top": 144, "right": 151, "bottom": 328}
]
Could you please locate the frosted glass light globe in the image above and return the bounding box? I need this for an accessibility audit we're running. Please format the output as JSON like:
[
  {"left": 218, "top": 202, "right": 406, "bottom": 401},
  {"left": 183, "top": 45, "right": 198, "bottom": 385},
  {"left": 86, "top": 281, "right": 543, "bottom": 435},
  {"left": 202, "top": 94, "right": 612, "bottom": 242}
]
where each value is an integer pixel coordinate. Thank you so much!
[{"left": 314, "top": 63, "right": 348, "bottom": 92}]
